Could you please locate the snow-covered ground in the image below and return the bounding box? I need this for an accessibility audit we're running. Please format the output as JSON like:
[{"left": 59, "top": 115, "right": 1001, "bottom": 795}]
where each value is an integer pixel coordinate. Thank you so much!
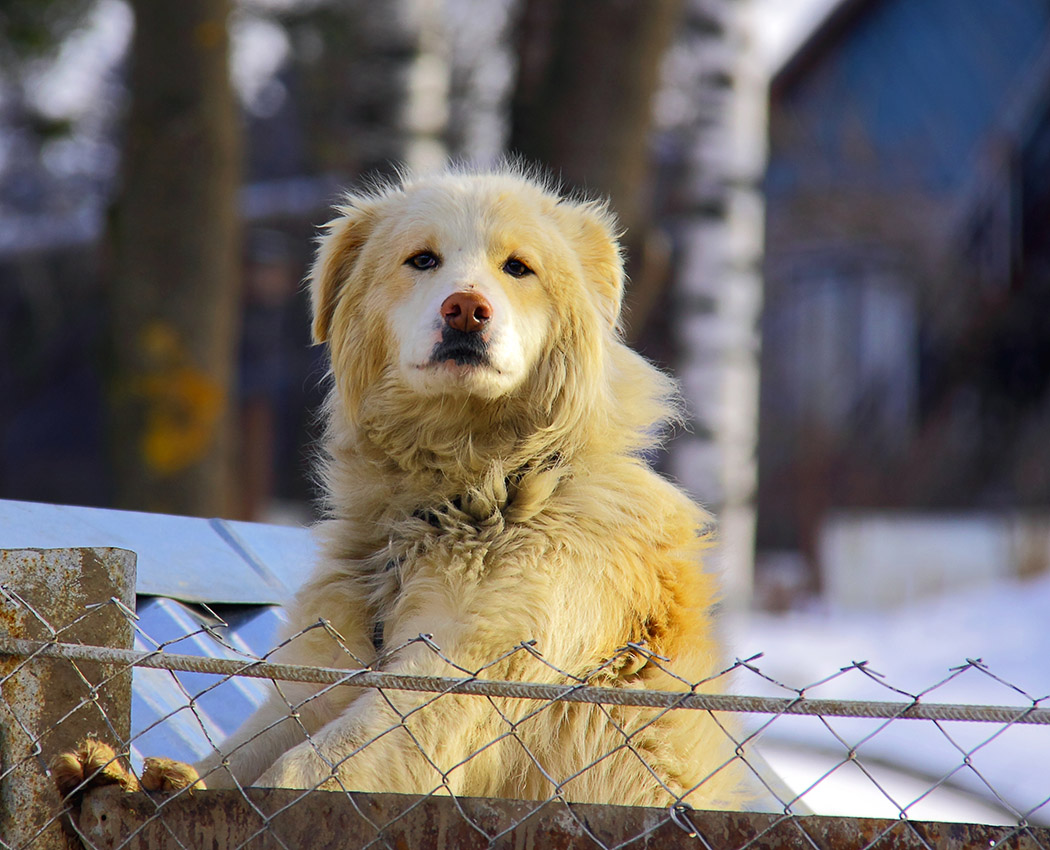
[{"left": 727, "top": 573, "right": 1050, "bottom": 824}]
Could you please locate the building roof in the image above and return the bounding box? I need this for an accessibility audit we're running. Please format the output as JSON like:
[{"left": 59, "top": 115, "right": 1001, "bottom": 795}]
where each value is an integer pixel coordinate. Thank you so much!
[{"left": 770, "top": 0, "right": 876, "bottom": 98}]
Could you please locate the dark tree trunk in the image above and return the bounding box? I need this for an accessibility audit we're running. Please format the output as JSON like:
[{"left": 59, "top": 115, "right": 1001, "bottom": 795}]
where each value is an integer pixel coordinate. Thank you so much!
[
  {"left": 509, "top": 0, "right": 683, "bottom": 340},
  {"left": 107, "top": 0, "right": 241, "bottom": 516}
]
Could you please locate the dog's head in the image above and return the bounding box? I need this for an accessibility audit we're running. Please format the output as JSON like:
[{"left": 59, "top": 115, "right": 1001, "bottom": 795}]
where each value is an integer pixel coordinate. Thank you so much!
[
  {"left": 309, "top": 167, "right": 676, "bottom": 477},
  {"left": 311, "top": 169, "right": 625, "bottom": 409}
]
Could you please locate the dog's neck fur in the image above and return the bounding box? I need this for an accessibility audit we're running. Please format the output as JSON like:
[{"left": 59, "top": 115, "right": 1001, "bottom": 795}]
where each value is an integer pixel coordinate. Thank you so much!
[
  {"left": 322, "top": 391, "right": 571, "bottom": 530},
  {"left": 318, "top": 336, "right": 679, "bottom": 542}
]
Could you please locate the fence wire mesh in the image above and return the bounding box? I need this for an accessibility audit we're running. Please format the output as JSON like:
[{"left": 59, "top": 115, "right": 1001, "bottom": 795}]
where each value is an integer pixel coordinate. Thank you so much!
[{"left": 1, "top": 588, "right": 1048, "bottom": 850}]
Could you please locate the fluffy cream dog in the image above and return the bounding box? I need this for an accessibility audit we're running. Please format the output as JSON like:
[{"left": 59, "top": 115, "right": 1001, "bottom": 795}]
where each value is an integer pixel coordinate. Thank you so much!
[{"left": 57, "top": 167, "right": 744, "bottom": 809}]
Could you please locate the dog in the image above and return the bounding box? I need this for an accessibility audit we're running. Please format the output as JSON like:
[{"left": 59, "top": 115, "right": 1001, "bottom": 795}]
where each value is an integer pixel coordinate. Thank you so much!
[{"left": 55, "top": 166, "right": 745, "bottom": 809}]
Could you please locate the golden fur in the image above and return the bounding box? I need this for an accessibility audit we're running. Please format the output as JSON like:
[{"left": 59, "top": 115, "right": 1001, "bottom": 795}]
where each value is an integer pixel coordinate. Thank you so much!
[{"left": 60, "top": 167, "right": 744, "bottom": 809}]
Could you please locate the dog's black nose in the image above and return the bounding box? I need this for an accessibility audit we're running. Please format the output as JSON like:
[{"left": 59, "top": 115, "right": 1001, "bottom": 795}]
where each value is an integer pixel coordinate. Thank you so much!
[{"left": 441, "top": 291, "right": 492, "bottom": 333}]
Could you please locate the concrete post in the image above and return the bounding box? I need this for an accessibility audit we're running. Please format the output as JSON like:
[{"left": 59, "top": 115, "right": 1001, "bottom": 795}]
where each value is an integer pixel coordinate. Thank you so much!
[{"left": 0, "top": 548, "right": 136, "bottom": 850}]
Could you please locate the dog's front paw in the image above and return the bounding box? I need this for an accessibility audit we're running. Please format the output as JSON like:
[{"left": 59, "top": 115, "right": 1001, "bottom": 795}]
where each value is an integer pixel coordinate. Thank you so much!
[
  {"left": 256, "top": 744, "right": 340, "bottom": 791},
  {"left": 142, "top": 757, "right": 206, "bottom": 793},
  {"left": 51, "top": 739, "right": 141, "bottom": 799}
]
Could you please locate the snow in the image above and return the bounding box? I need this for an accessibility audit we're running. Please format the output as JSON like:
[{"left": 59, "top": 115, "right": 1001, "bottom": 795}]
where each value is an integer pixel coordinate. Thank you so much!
[
  {"left": 229, "top": 12, "right": 292, "bottom": 116},
  {"left": 21, "top": 0, "right": 132, "bottom": 123},
  {"left": 20, "top": 0, "right": 294, "bottom": 122},
  {"left": 727, "top": 573, "right": 1050, "bottom": 824}
]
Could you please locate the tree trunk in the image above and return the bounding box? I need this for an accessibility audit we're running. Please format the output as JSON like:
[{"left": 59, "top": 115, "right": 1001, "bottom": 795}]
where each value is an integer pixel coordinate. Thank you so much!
[
  {"left": 509, "top": 0, "right": 683, "bottom": 340},
  {"left": 107, "top": 0, "right": 241, "bottom": 517}
]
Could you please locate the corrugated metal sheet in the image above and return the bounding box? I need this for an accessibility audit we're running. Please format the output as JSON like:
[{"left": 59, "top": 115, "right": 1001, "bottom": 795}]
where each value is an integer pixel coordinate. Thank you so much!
[
  {"left": 130, "top": 598, "right": 289, "bottom": 768},
  {"left": 0, "top": 499, "right": 310, "bottom": 765}
]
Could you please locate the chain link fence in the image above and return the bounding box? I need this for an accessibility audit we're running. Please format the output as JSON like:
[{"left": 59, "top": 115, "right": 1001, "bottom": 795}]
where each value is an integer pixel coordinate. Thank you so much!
[{"left": 2, "top": 549, "right": 1048, "bottom": 850}]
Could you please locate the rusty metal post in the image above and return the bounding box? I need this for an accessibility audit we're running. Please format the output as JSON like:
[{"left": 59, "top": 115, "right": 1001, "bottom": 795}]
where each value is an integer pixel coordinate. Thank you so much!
[{"left": 0, "top": 548, "right": 136, "bottom": 850}]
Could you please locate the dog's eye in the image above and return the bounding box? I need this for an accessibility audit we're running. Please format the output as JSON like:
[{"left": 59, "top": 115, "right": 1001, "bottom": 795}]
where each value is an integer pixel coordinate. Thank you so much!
[
  {"left": 407, "top": 251, "right": 440, "bottom": 270},
  {"left": 503, "top": 257, "right": 532, "bottom": 278}
]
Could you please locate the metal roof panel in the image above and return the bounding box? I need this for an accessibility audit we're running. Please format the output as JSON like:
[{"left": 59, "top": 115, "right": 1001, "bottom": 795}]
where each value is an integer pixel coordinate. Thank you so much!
[
  {"left": 0, "top": 499, "right": 318, "bottom": 604},
  {"left": 130, "top": 597, "right": 288, "bottom": 768}
]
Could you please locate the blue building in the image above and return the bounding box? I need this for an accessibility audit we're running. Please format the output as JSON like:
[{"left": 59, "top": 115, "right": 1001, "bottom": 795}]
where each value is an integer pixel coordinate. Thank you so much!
[{"left": 758, "top": 0, "right": 1050, "bottom": 577}]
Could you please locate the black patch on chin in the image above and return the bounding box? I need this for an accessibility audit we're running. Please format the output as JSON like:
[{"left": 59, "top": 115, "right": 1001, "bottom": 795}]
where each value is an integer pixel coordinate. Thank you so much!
[{"left": 430, "top": 327, "right": 490, "bottom": 366}]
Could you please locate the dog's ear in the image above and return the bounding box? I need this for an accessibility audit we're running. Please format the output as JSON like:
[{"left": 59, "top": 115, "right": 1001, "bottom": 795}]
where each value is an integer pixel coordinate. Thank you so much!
[
  {"left": 309, "top": 201, "right": 376, "bottom": 344},
  {"left": 554, "top": 198, "right": 626, "bottom": 329}
]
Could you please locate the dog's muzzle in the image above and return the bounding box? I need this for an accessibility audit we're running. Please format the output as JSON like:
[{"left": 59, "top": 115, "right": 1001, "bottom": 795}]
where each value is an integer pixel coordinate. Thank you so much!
[{"left": 430, "top": 327, "right": 490, "bottom": 366}]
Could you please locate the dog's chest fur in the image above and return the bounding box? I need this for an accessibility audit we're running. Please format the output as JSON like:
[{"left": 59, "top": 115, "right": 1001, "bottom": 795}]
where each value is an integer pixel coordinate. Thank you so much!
[{"left": 363, "top": 488, "right": 549, "bottom": 647}]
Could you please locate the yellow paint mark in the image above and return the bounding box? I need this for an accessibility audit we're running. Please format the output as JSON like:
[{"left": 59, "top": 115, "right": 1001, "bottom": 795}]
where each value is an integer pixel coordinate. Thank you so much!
[
  {"left": 130, "top": 322, "right": 226, "bottom": 476},
  {"left": 140, "top": 322, "right": 181, "bottom": 360},
  {"left": 193, "top": 19, "right": 225, "bottom": 51},
  {"left": 139, "top": 370, "right": 225, "bottom": 475}
]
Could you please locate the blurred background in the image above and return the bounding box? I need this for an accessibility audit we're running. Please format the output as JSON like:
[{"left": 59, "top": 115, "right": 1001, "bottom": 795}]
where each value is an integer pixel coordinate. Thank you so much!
[{"left": 1, "top": 0, "right": 1049, "bottom": 615}]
